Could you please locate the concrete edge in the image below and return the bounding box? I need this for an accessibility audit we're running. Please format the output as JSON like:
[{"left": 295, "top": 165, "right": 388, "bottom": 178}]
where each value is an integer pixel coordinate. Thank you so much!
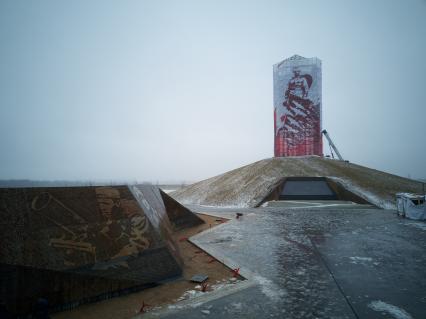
[
  {"left": 131, "top": 218, "right": 258, "bottom": 318},
  {"left": 137, "top": 280, "right": 255, "bottom": 318}
]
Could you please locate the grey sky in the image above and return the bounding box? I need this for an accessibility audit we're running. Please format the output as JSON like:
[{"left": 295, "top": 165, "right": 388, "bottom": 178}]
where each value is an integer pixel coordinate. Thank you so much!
[{"left": 1, "top": 0, "right": 425, "bottom": 183}]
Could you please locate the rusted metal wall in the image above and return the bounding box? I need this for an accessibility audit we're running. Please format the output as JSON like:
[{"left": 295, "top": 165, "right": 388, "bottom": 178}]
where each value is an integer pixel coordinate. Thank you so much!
[{"left": 0, "top": 185, "right": 183, "bottom": 316}]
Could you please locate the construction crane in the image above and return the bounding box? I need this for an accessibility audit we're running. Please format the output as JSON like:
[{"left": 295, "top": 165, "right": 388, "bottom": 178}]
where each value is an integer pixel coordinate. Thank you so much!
[{"left": 322, "top": 129, "right": 344, "bottom": 161}]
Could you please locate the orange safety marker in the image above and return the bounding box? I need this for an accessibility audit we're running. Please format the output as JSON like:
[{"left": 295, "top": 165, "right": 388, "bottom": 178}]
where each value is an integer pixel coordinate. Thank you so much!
[
  {"left": 231, "top": 267, "right": 240, "bottom": 277},
  {"left": 139, "top": 301, "right": 151, "bottom": 313},
  {"left": 201, "top": 282, "right": 209, "bottom": 292}
]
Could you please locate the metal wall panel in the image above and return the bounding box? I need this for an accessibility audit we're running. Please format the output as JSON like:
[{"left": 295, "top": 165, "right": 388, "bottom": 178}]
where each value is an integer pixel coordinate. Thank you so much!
[
  {"left": 273, "top": 55, "right": 322, "bottom": 157},
  {"left": 0, "top": 185, "right": 183, "bottom": 316}
]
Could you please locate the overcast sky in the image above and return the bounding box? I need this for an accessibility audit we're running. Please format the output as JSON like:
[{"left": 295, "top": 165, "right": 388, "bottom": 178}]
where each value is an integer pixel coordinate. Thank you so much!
[{"left": 1, "top": 0, "right": 425, "bottom": 183}]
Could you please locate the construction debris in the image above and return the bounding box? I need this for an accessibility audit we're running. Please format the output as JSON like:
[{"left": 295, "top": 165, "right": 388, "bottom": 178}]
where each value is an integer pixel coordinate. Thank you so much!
[
  {"left": 396, "top": 193, "right": 426, "bottom": 220},
  {"left": 190, "top": 274, "right": 209, "bottom": 283}
]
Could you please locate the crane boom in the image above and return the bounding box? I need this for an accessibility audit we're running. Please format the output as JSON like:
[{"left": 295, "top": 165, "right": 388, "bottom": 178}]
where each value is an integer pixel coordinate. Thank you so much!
[{"left": 322, "top": 129, "right": 344, "bottom": 161}]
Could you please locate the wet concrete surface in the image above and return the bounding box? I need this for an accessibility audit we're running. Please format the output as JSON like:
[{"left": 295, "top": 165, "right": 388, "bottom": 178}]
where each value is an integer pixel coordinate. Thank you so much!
[{"left": 141, "top": 205, "right": 426, "bottom": 319}]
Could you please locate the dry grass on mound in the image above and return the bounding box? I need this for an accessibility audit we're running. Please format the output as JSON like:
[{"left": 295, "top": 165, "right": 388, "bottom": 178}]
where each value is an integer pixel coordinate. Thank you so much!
[{"left": 171, "top": 157, "right": 423, "bottom": 209}]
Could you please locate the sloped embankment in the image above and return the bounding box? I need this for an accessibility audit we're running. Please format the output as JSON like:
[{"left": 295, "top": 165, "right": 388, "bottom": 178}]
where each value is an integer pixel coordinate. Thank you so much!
[{"left": 171, "top": 157, "right": 423, "bottom": 209}]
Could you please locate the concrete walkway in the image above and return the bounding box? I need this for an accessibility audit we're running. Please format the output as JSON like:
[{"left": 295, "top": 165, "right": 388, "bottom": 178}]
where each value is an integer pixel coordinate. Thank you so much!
[{"left": 139, "top": 205, "right": 426, "bottom": 319}]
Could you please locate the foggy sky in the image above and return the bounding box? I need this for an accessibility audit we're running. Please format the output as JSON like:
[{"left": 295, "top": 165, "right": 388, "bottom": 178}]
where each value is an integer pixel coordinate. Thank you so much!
[{"left": 1, "top": 0, "right": 425, "bottom": 183}]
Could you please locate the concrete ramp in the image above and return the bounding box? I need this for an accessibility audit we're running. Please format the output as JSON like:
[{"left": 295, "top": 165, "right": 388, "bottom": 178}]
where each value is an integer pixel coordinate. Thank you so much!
[
  {"left": 0, "top": 185, "right": 199, "bottom": 316},
  {"left": 160, "top": 189, "right": 204, "bottom": 230},
  {"left": 132, "top": 185, "right": 203, "bottom": 232}
]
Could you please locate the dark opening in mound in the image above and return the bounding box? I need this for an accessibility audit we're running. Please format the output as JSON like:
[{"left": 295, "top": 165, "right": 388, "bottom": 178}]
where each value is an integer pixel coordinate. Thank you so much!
[
  {"left": 258, "top": 177, "right": 373, "bottom": 206},
  {"left": 280, "top": 177, "right": 336, "bottom": 200}
]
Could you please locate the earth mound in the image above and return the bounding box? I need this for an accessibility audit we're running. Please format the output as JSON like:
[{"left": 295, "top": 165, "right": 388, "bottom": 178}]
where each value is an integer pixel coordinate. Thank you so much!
[{"left": 171, "top": 157, "right": 422, "bottom": 209}]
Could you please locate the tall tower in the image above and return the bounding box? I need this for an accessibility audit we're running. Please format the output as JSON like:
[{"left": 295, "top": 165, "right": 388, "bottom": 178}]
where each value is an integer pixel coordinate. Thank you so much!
[{"left": 273, "top": 55, "right": 322, "bottom": 157}]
